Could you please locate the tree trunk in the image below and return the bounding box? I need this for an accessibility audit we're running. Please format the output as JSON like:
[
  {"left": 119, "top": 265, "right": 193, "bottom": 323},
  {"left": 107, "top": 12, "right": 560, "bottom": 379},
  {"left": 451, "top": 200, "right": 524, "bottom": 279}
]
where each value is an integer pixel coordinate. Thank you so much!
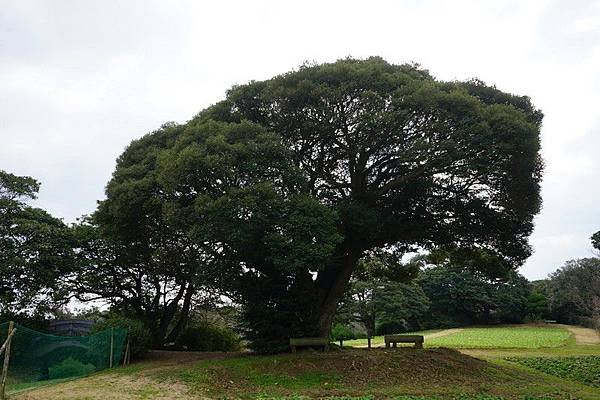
[
  {"left": 316, "top": 247, "right": 363, "bottom": 337},
  {"left": 165, "top": 284, "right": 195, "bottom": 343}
]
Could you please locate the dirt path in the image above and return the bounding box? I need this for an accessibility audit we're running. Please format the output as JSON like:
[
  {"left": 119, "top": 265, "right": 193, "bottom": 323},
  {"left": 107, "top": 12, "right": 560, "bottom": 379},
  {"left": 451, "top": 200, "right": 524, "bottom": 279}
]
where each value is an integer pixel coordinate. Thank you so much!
[
  {"left": 424, "top": 328, "right": 463, "bottom": 340},
  {"left": 560, "top": 324, "right": 600, "bottom": 345}
]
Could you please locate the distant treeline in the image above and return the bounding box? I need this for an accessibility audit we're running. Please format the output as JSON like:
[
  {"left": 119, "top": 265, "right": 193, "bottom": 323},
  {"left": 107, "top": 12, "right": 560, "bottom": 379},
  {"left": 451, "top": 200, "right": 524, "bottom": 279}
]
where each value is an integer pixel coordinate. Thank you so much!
[{"left": 332, "top": 243, "right": 600, "bottom": 339}]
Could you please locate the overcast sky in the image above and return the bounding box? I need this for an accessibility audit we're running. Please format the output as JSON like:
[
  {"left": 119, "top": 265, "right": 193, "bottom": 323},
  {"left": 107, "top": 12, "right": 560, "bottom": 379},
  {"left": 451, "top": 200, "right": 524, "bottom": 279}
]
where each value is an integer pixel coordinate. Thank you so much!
[{"left": 1, "top": 0, "right": 599, "bottom": 279}]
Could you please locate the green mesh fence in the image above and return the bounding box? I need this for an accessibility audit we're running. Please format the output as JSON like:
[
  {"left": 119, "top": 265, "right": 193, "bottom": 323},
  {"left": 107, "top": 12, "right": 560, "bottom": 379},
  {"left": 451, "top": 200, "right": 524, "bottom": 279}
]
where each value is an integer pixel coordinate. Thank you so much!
[{"left": 0, "top": 322, "right": 127, "bottom": 390}]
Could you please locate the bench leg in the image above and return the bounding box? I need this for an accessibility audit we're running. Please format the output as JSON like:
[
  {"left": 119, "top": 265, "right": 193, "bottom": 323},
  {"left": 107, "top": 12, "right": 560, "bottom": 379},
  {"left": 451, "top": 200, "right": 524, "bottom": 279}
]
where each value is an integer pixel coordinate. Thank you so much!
[
  {"left": 415, "top": 342, "right": 423, "bottom": 349},
  {"left": 385, "top": 342, "right": 390, "bottom": 348},
  {"left": 393, "top": 342, "right": 397, "bottom": 348},
  {"left": 291, "top": 346, "right": 296, "bottom": 353}
]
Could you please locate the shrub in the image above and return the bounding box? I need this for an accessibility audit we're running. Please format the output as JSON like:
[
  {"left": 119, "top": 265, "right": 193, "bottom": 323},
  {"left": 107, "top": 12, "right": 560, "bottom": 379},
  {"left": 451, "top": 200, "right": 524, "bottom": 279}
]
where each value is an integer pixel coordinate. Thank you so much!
[
  {"left": 175, "top": 323, "right": 241, "bottom": 352},
  {"left": 91, "top": 313, "right": 151, "bottom": 359},
  {"left": 376, "top": 321, "right": 406, "bottom": 335},
  {"left": 330, "top": 324, "right": 356, "bottom": 340},
  {"left": 48, "top": 357, "right": 95, "bottom": 379}
]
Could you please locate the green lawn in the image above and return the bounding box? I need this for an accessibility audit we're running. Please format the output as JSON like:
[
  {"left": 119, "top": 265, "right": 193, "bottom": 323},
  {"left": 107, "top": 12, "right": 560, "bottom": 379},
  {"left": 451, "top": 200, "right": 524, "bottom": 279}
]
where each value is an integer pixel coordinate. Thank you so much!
[
  {"left": 345, "top": 326, "right": 571, "bottom": 349},
  {"left": 426, "top": 326, "right": 571, "bottom": 349}
]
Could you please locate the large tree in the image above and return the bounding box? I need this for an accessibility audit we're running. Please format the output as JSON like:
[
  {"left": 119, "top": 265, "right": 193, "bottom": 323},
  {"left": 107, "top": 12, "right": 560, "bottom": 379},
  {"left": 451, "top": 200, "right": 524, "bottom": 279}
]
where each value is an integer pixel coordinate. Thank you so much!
[
  {"left": 95, "top": 57, "right": 543, "bottom": 347},
  {"left": 199, "top": 57, "right": 543, "bottom": 335},
  {"left": 77, "top": 121, "right": 340, "bottom": 347},
  {"left": 0, "top": 170, "right": 74, "bottom": 315}
]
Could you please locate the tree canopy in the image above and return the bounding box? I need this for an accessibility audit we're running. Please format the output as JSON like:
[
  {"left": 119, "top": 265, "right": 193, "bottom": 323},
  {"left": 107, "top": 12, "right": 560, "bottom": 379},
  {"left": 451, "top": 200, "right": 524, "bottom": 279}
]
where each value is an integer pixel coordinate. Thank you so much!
[
  {"left": 82, "top": 57, "right": 543, "bottom": 349},
  {"left": 199, "top": 57, "right": 543, "bottom": 335},
  {"left": 0, "top": 170, "right": 74, "bottom": 315}
]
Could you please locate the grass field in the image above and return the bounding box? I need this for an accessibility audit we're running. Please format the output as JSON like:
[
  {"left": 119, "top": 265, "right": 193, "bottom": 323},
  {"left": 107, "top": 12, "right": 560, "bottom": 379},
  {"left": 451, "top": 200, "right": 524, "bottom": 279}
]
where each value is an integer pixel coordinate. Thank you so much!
[
  {"left": 11, "top": 324, "right": 600, "bottom": 400},
  {"left": 345, "top": 326, "right": 571, "bottom": 349},
  {"left": 426, "top": 326, "right": 572, "bottom": 348}
]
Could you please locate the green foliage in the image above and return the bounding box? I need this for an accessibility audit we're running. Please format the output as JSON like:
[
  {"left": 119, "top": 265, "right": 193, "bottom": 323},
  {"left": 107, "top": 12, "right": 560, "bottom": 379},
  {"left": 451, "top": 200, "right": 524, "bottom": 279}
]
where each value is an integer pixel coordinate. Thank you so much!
[
  {"left": 527, "top": 291, "right": 549, "bottom": 320},
  {"left": 507, "top": 356, "right": 600, "bottom": 387},
  {"left": 419, "top": 265, "right": 530, "bottom": 327},
  {"left": 88, "top": 57, "right": 543, "bottom": 349},
  {"left": 91, "top": 313, "right": 151, "bottom": 359},
  {"left": 330, "top": 324, "right": 357, "bottom": 340},
  {"left": 48, "top": 357, "right": 95, "bottom": 379},
  {"left": 0, "top": 170, "right": 75, "bottom": 314},
  {"left": 591, "top": 231, "right": 600, "bottom": 252},
  {"left": 546, "top": 258, "right": 600, "bottom": 328},
  {"left": 337, "top": 254, "right": 429, "bottom": 337},
  {"left": 174, "top": 323, "right": 241, "bottom": 352}
]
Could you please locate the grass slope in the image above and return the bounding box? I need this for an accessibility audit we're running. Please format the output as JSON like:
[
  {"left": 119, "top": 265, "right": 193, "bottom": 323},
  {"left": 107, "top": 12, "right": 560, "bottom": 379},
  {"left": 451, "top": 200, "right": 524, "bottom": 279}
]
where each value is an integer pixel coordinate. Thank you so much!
[
  {"left": 15, "top": 348, "right": 600, "bottom": 399},
  {"left": 13, "top": 325, "right": 600, "bottom": 400}
]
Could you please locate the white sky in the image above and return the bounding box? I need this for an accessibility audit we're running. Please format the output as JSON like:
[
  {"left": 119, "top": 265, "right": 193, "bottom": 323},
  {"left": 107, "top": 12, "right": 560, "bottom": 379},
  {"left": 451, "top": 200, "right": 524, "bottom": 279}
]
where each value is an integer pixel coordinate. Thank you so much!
[{"left": 1, "top": 0, "right": 599, "bottom": 280}]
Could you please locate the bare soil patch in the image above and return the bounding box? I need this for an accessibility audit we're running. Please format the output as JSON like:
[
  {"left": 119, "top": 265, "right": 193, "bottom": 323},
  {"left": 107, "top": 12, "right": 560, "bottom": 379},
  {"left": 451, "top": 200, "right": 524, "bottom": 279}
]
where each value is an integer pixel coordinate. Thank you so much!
[{"left": 561, "top": 325, "right": 600, "bottom": 345}]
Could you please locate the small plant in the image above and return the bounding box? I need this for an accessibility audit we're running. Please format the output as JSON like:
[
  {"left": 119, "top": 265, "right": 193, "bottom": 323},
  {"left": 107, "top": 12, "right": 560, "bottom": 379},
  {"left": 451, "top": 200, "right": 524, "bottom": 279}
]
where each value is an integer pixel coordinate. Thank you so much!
[
  {"left": 48, "top": 357, "right": 95, "bottom": 379},
  {"left": 506, "top": 356, "right": 600, "bottom": 387}
]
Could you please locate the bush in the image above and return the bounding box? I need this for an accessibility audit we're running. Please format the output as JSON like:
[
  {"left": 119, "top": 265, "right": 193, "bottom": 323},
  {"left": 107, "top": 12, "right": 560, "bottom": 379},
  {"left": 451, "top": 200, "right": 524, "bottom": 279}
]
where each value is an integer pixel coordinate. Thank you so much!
[
  {"left": 376, "top": 321, "right": 408, "bottom": 335},
  {"left": 48, "top": 357, "right": 95, "bottom": 379},
  {"left": 175, "top": 323, "right": 241, "bottom": 352},
  {"left": 91, "top": 313, "right": 151, "bottom": 359},
  {"left": 330, "top": 324, "right": 356, "bottom": 340}
]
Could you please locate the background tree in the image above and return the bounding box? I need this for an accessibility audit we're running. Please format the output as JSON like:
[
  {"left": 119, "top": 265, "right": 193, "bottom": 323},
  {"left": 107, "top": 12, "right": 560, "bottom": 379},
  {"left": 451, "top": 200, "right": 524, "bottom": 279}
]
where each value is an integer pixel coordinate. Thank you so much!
[
  {"left": 592, "top": 231, "right": 600, "bottom": 253},
  {"left": 547, "top": 258, "right": 600, "bottom": 328},
  {"left": 69, "top": 123, "right": 224, "bottom": 347},
  {"left": 418, "top": 264, "right": 530, "bottom": 327},
  {"left": 199, "top": 57, "right": 544, "bottom": 336},
  {"left": 337, "top": 253, "right": 428, "bottom": 336},
  {"left": 0, "top": 170, "right": 74, "bottom": 315},
  {"left": 526, "top": 289, "right": 549, "bottom": 321}
]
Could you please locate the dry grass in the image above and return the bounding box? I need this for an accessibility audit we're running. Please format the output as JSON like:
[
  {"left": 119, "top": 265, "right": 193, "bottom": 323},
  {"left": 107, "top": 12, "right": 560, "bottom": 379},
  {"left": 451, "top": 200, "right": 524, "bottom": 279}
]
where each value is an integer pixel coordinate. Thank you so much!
[{"left": 561, "top": 325, "right": 600, "bottom": 345}]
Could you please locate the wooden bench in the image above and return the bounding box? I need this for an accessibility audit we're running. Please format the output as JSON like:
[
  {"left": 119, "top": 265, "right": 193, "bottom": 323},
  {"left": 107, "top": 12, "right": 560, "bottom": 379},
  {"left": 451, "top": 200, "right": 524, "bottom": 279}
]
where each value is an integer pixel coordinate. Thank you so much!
[
  {"left": 384, "top": 334, "right": 424, "bottom": 349},
  {"left": 289, "top": 337, "right": 329, "bottom": 353}
]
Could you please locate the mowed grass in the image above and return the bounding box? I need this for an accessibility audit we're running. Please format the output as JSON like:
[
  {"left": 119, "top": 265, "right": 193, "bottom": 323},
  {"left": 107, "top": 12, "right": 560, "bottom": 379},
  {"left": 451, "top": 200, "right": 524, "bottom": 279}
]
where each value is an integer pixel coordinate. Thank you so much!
[
  {"left": 426, "top": 326, "right": 571, "bottom": 349},
  {"left": 346, "top": 326, "right": 571, "bottom": 349}
]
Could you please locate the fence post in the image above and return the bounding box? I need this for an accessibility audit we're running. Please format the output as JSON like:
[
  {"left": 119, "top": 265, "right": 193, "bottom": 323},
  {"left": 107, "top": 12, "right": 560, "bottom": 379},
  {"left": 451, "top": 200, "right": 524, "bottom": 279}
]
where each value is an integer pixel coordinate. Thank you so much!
[
  {"left": 109, "top": 327, "right": 114, "bottom": 368},
  {"left": 122, "top": 327, "right": 130, "bottom": 367},
  {"left": 1, "top": 321, "right": 15, "bottom": 400}
]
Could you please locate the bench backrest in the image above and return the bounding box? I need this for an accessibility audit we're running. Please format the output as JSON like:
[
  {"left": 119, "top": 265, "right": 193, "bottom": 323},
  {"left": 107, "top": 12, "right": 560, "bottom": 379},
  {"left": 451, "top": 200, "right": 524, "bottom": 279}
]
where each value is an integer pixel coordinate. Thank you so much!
[
  {"left": 384, "top": 334, "right": 424, "bottom": 343},
  {"left": 289, "top": 337, "right": 328, "bottom": 346}
]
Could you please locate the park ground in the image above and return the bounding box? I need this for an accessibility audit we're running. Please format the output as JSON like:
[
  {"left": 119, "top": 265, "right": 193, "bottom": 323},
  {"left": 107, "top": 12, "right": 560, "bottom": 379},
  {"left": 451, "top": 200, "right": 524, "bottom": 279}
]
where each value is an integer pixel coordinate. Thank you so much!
[{"left": 10, "top": 324, "right": 600, "bottom": 400}]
